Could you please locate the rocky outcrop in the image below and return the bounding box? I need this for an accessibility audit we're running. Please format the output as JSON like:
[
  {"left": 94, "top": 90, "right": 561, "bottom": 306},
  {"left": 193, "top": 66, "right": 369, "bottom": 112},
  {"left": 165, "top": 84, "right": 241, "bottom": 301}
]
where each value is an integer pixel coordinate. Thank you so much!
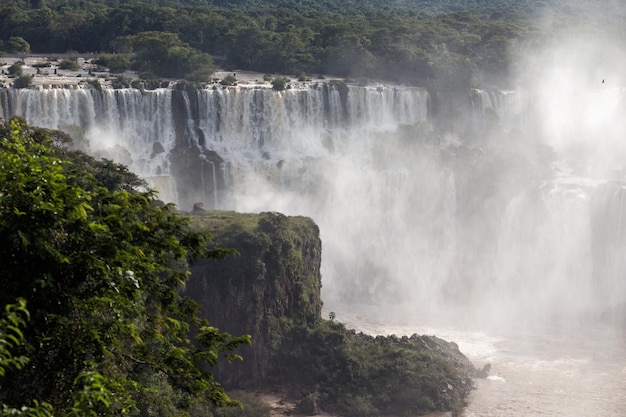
[{"left": 187, "top": 210, "right": 322, "bottom": 386}]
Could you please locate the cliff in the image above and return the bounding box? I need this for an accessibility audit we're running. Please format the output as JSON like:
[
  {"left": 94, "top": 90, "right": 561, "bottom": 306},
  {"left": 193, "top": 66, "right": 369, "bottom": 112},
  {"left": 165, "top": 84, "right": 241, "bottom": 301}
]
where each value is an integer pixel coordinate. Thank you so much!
[
  {"left": 187, "top": 210, "right": 322, "bottom": 386},
  {"left": 187, "top": 210, "right": 477, "bottom": 416}
]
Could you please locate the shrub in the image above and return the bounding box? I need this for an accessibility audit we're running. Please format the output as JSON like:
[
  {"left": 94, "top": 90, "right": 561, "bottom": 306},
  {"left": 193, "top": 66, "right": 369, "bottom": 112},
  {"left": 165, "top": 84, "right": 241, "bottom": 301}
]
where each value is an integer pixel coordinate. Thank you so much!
[
  {"left": 143, "top": 79, "right": 165, "bottom": 90},
  {"left": 271, "top": 77, "right": 290, "bottom": 91},
  {"left": 263, "top": 74, "right": 272, "bottom": 82},
  {"left": 13, "top": 74, "right": 33, "bottom": 89},
  {"left": 131, "top": 79, "right": 143, "bottom": 90},
  {"left": 111, "top": 75, "right": 132, "bottom": 89},
  {"left": 58, "top": 59, "right": 80, "bottom": 71},
  {"left": 8, "top": 61, "right": 23, "bottom": 77},
  {"left": 220, "top": 74, "right": 237, "bottom": 86}
]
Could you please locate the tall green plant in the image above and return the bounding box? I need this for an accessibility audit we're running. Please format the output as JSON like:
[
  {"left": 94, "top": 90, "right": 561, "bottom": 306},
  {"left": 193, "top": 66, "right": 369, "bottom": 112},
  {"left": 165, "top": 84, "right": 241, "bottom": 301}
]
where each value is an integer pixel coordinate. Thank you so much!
[{"left": 0, "top": 118, "right": 250, "bottom": 415}]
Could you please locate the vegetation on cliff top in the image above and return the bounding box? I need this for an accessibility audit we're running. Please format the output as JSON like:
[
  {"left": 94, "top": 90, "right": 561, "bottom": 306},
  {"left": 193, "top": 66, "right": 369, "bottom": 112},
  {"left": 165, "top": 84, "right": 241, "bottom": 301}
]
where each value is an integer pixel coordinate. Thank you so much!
[{"left": 0, "top": 118, "right": 250, "bottom": 416}]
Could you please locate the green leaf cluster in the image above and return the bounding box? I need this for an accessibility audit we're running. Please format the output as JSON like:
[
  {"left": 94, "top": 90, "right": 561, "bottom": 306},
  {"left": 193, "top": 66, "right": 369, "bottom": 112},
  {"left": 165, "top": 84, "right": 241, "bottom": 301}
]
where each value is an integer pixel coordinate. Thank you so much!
[{"left": 0, "top": 118, "right": 250, "bottom": 416}]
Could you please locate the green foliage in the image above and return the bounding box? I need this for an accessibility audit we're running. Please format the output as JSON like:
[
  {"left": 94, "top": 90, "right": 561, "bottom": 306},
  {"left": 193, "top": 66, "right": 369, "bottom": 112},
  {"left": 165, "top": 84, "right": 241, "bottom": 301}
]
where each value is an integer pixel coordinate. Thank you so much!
[
  {"left": 0, "top": 118, "right": 250, "bottom": 415},
  {"left": 121, "top": 31, "right": 216, "bottom": 82},
  {"left": 58, "top": 58, "right": 80, "bottom": 70},
  {"left": 93, "top": 53, "right": 130, "bottom": 73},
  {"left": 220, "top": 74, "right": 237, "bottom": 86},
  {"left": 0, "top": 300, "right": 54, "bottom": 417},
  {"left": 111, "top": 75, "right": 132, "bottom": 88},
  {"left": 271, "top": 77, "right": 289, "bottom": 91},
  {"left": 13, "top": 74, "right": 33, "bottom": 88},
  {"left": 275, "top": 320, "right": 475, "bottom": 417},
  {"left": 7, "top": 61, "right": 23, "bottom": 76},
  {"left": 5, "top": 36, "right": 30, "bottom": 53},
  {"left": 0, "top": 300, "right": 30, "bottom": 377},
  {"left": 0, "top": 0, "right": 622, "bottom": 87}
]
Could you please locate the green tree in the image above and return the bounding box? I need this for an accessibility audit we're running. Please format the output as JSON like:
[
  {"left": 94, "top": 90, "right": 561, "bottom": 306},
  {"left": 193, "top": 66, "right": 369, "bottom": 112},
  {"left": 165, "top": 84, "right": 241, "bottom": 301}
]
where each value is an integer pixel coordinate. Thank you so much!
[
  {"left": 121, "top": 31, "right": 216, "bottom": 81},
  {"left": 93, "top": 53, "right": 131, "bottom": 73},
  {"left": 0, "top": 118, "right": 250, "bottom": 415},
  {"left": 6, "top": 36, "right": 30, "bottom": 53}
]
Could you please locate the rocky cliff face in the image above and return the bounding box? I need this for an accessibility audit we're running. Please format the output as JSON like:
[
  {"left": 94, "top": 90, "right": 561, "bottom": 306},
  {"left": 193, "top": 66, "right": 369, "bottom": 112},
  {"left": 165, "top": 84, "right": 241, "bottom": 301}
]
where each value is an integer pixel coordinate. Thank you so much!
[{"left": 186, "top": 210, "right": 322, "bottom": 386}]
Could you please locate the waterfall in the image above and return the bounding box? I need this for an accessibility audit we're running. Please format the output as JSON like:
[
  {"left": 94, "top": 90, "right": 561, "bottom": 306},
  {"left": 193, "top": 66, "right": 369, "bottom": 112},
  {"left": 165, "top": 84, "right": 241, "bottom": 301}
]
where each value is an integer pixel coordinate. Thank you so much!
[{"left": 1, "top": 81, "right": 625, "bottom": 327}]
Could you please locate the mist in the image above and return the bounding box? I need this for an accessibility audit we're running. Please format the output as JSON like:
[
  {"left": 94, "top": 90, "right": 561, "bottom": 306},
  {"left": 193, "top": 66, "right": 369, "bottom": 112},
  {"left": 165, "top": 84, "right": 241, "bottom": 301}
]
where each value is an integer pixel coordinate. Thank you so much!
[{"left": 224, "top": 60, "right": 626, "bottom": 336}]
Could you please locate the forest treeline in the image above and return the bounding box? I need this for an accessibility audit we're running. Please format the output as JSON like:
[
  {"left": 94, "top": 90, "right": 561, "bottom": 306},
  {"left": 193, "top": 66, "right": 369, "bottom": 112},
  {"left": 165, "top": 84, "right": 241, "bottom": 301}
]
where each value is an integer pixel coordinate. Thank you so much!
[{"left": 1, "top": 0, "right": 624, "bottom": 87}]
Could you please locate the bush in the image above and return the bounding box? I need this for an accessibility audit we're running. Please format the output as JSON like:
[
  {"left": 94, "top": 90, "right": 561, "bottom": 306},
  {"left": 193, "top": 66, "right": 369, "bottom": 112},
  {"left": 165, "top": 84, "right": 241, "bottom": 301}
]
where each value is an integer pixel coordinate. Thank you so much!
[
  {"left": 271, "top": 77, "right": 290, "bottom": 91},
  {"left": 13, "top": 74, "right": 33, "bottom": 89},
  {"left": 94, "top": 54, "right": 131, "bottom": 73},
  {"left": 263, "top": 74, "right": 272, "bottom": 82},
  {"left": 8, "top": 62, "right": 24, "bottom": 77},
  {"left": 111, "top": 75, "right": 132, "bottom": 89},
  {"left": 58, "top": 59, "right": 80, "bottom": 71},
  {"left": 220, "top": 74, "right": 237, "bottom": 86},
  {"left": 144, "top": 79, "right": 166, "bottom": 90}
]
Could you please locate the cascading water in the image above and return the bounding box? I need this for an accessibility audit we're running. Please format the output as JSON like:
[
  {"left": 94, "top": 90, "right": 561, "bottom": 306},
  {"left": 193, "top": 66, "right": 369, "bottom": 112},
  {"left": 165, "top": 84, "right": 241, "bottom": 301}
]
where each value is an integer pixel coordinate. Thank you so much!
[
  {"left": 2, "top": 70, "right": 626, "bottom": 414},
  {"left": 1, "top": 80, "right": 625, "bottom": 321}
]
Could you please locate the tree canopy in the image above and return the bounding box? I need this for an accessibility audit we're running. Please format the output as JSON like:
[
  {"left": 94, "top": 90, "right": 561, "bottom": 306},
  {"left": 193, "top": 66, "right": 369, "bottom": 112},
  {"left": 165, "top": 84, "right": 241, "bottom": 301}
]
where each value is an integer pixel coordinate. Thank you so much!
[
  {"left": 0, "top": 118, "right": 250, "bottom": 416},
  {"left": 1, "top": 0, "right": 624, "bottom": 87}
]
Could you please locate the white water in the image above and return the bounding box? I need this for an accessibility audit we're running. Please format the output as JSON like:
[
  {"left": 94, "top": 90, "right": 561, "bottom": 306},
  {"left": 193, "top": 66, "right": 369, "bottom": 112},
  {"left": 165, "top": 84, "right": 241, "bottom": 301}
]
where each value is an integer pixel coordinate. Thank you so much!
[{"left": 2, "top": 76, "right": 626, "bottom": 415}]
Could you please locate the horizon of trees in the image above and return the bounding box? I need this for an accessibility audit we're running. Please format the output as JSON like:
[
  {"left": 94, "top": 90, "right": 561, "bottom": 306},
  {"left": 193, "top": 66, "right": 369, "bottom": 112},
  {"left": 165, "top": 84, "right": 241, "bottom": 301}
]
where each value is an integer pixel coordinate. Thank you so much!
[{"left": 0, "top": 1, "right": 624, "bottom": 86}]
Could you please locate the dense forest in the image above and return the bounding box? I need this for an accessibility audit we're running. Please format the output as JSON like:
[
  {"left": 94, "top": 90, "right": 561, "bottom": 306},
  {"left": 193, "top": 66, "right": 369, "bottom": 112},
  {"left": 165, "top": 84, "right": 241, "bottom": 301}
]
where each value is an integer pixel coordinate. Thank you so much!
[{"left": 1, "top": 0, "right": 624, "bottom": 87}]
